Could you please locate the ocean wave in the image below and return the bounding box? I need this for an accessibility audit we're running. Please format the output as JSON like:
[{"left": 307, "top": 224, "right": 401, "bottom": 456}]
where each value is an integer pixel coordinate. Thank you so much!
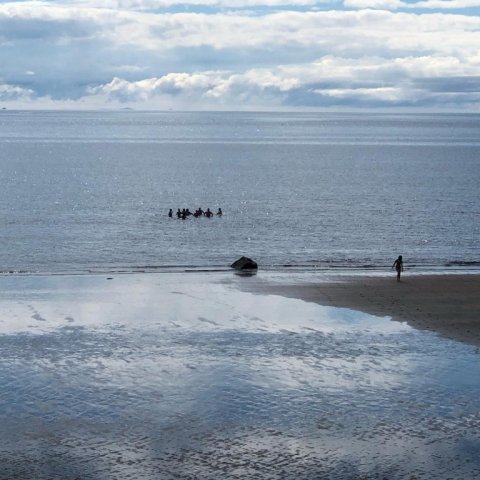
[
  {"left": 2, "top": 261, "right": 480, "bottom": 276},
  {"left": 445, "top": 261, "right": 480, "bottom": 267}
]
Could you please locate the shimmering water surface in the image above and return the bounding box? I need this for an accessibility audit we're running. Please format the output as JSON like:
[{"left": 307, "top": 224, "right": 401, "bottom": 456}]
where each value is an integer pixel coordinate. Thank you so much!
[
  {"left": 0, "top": 111, "right": 479, "bottom": 273},
  {"left": 0, "top": 272, "right": 479, "bottom": 479}
]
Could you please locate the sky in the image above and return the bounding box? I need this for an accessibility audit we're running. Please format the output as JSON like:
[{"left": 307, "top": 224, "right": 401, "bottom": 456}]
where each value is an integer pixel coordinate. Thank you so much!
[{"left": 0, "top": 0, "right": 479, "bottom": 110}]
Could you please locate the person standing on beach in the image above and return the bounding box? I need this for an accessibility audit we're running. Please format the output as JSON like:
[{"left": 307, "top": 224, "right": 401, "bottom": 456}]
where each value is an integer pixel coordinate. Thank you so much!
[{"left": 392, "top": 255, "right": 403, "bottom": 282}]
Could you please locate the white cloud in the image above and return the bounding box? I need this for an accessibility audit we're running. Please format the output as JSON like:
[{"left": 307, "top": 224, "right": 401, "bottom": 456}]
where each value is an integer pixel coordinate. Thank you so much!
[
  {"left": 281, "top": 55, "right": 480, "bottom": 90},
  {"left": 69, "top": 0, "right": 319, "bottom": 8},
  {"left": 1, "top": 4, "right": 479, "bottom": 59},
  {"left": 343, "top": 0, "right": 404, "bottom": 9},
  {"left": 81, "top": 53, "right": 480, "bottom": 109},
  {"left": 0, "top": 83, "right": 34, "bottom": 100},
  {"left": 59, "top": 0, "right": 480, "bottom": 10},
  {"left": 116, "top": 64, "right": 147, "bottom": 73},
  {"left": 344, "top": 0, "right": 480, "bottom": 9},
  {"left": 318, "top": 86, "right": 408, "bottom": 102},
  {"left": 411, "top": 0, "right": 480, "bottom": 8},
  {"left": 1, "top": 1, "right": 479, "bottom": 109},
  {"left": 86, "top": 70, "right": 298, "bottom": 108},
  {"left": 88, "top": 73, "right": 217, "bottom": 100}
]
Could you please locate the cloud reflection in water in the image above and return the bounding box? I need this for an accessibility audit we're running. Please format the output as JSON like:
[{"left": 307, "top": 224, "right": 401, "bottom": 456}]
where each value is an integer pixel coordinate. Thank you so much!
[{"left": 0, "top": 273, "right": 478, "bottom": 479}]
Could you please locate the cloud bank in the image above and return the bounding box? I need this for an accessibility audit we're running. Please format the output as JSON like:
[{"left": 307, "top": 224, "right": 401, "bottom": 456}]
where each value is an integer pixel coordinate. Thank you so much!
[{"left": 1, "top": 0, "right": 479, "bottom": 110}]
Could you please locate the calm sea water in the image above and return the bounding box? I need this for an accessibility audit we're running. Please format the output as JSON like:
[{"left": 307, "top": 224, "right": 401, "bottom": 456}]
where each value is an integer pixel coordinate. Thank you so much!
[{"left": 0, "top": 110, "right": 479, "bottom": 274}]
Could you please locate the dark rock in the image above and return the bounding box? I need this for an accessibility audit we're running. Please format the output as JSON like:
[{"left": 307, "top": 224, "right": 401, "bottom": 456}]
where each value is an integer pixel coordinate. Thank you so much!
[{"left": 231, "top": 256, "right": 258, "bottom": 270}]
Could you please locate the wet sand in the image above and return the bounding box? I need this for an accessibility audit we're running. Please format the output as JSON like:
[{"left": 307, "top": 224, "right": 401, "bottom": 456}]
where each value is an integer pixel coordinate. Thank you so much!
[
  {"left": 1, "top": 272, "right": 480, "bottom": 479},
  {"left": 245, "top": 274, "right": 480, "bottom": 347}
]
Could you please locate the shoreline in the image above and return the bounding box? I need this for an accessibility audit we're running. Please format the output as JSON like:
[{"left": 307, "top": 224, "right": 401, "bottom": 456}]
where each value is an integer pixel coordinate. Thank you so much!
[
  {"left": 1, "top": 264, "right": 480, "bottom": 277},
  {"left": 241, "top": 274, "right": 480, "bottom": 347}
]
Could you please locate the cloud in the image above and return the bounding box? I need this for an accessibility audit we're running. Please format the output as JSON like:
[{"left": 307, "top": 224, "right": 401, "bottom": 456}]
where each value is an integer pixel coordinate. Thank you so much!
[
  {"left": 412, "top": 75, "right": 480, "bottom": 92},
  {"left": 86, "top": 70, "right": 300, "bottom": 108},
  {"left": 0, "top": 83, "right": 35, "bottom": 101},
  {"left": 67, "top": 0, "right": 320, "bottom": 8},
  {"left": 410, "top": 0, "right": 480, "bottom": 8},
  {"left": 88, "top": 73, "right": 217, "bottom": 101},
  {"left": 1, "top": 1, "right": 479, "bottom": 109},
  {"left": 1, "top": 4, "right": 479, "bottom": 78},
  {"left": 343, "top": 0, "right": 404, "bottom": 9},
  {"left": 2, "top": 5, "right": 478, "bottom": 53},
  {"left": 344, "top": 0, "right": 480, "bottom": 9},
  {"left": 82, "top": 53, "right": 480, "bottom": 110},
  {"left": 0, "top": 3, "right": 104, "bottom": 41},
  {"left": 92, "top": 0, "right": 480, "bottom": 13}
]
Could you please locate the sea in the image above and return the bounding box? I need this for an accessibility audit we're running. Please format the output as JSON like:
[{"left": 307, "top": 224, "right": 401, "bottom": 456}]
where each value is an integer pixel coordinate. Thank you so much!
[{"left": 0, "top": 110, "right": 479, "bottom": 274}]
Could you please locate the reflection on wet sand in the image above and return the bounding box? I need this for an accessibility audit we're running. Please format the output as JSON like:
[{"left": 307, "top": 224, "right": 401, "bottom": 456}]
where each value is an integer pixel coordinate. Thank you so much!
[{"left": 0, "top": 273, "right": 479, "bottom": 479}]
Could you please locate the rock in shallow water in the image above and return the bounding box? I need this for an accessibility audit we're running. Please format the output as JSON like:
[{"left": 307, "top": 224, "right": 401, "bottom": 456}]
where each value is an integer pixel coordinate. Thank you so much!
[{"left": 231, "top": 256, "right": 258, "bottom": 270}]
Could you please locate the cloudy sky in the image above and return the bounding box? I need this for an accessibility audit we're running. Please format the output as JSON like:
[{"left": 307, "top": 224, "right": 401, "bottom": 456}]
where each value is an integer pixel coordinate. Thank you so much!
[{"left": 1, "top": 0, "right": 479, "bottom": 110}]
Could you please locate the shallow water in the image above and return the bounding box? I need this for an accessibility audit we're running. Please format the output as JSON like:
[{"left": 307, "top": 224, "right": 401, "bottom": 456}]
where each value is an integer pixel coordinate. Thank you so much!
[{"left": 0, "top": 272, "right": 479, "bottom": 479}]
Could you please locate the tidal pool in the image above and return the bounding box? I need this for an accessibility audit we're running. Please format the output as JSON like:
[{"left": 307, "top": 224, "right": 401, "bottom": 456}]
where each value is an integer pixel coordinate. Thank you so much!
[{"left": 0, "top": 272, "right": 479, "bottom": 479}]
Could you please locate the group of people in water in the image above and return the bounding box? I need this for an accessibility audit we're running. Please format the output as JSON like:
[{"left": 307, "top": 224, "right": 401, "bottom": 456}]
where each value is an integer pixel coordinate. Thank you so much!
[
  {"left": 169, "top": 207, "right": 223, "bottom": 220},
  {"left": 169, "top": 206, "right": 404, "bottom": 281}
]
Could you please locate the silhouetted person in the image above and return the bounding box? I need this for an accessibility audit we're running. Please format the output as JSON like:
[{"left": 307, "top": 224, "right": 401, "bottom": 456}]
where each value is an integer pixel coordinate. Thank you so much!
[
  {"left": 168, "top": 209, "right": 173, "bottom": 218},
  {"left": 205, "top": 208, "right": 213, "bottom": 218},
  {"left": 176, "top": 209, "right": 181, "bottom": 218},
  {"left": 392, "top": 255, "right": 403, "bottom": 282},
  {"left": 216, "top": 208, "right": 223, "bottom": 216}
]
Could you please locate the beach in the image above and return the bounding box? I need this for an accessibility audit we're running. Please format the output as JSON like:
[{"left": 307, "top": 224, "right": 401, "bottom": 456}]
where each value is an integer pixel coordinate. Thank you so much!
[
  {"left": 242, "top": 273, "right": 480, "bottom": 347},
  {"left": 1, "top": 110, "right": 479, "bottom": 479},
  {"left": 0, "top": 271, "right": 479, "bottom": 479}
]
